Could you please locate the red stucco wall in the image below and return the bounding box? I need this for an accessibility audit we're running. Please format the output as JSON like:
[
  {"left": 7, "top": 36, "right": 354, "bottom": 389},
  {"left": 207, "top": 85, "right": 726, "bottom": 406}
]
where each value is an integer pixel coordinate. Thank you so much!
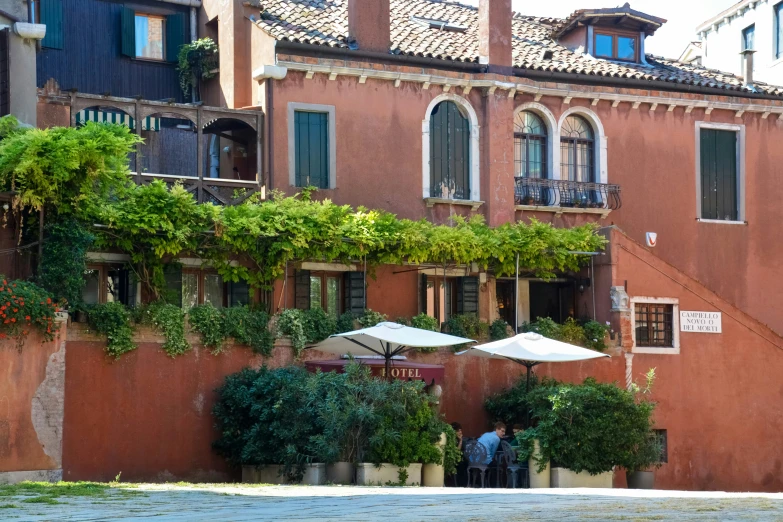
[{"left": 0, "top": 327, "right": 66, "bottom": 474}]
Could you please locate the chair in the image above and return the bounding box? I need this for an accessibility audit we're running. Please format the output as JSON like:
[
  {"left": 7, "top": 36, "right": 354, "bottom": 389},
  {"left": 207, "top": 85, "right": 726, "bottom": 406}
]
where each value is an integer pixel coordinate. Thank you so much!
[
  {"left": 463, "top": 440, "right": 489, "bottom": 488},
  {"left": 500, "top": 440, "right": 526, "bottom": 488}
]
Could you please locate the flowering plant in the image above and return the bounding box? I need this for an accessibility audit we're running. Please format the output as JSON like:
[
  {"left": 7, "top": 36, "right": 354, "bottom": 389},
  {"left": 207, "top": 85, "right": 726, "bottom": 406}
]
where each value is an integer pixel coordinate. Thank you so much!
[{"left": 0, "top": 278, "right": 59, "bottom": 346}]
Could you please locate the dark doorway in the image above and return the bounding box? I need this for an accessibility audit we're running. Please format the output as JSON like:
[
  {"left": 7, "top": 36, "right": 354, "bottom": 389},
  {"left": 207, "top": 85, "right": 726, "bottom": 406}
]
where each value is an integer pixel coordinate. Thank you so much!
[
  {"left": 529, "top": 281, "right": 576, "bottom": 324},
  {"left": 496, "top": 280, "right": 516, "bottom": 327}
]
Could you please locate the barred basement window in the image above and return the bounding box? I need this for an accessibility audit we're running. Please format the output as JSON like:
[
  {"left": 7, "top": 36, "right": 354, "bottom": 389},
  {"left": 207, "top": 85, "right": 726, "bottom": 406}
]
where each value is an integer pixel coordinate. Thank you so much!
[{"left": 634, "top": 303, "right": 674, "bottom": 347}]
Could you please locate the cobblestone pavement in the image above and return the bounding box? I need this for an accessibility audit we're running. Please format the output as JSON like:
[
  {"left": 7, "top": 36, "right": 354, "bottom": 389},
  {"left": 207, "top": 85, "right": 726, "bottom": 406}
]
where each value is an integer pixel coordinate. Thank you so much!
[{"left": 2, "top": 485, "right": 783, "bottom": 521}]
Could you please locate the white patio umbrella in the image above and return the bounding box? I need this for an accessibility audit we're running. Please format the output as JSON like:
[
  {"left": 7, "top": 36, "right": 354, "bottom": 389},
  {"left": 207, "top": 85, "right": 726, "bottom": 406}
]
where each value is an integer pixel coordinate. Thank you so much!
[
  {"left": 311, "top": 322, "right": 475, "bottom": 380},
  {"left": 458, "top": 332, "right": 610, "bottom": 391}
]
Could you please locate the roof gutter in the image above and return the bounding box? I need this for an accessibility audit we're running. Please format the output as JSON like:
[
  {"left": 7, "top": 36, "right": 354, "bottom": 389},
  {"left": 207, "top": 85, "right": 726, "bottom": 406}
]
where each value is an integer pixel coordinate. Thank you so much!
[
  {"left": 514, "top": 68, "right": 782, "bottom": 102},
  {"left": 275, "top": 40, "right": 487, "bottom": 73}
]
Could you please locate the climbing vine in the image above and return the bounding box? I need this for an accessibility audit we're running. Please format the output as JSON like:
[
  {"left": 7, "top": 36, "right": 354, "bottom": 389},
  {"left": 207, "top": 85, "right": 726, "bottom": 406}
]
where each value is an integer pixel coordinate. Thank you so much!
[
  {"left": 136, "top": 302, "right": 190, "bottom": 358},
  {"left": 88, "top": 302, "right": 136, "bottom": 358}
]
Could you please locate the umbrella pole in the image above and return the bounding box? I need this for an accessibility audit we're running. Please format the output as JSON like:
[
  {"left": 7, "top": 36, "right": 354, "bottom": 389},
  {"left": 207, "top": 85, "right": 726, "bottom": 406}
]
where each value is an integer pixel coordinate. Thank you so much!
[{"left": 385, "top": 342, "right": 392, "bottom": 382}]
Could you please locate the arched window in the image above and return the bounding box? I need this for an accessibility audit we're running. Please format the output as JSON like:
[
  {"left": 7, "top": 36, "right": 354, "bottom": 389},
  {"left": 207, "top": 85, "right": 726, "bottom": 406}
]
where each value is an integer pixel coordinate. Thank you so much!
[
  {"left": 514, "top": 111, "right": 548, "bottom": 179},
  {"left": 430, "top": 101, "right": 470, "bottom": 200},
  {"left": 560, "top": 115, "right": 594, "bottom": 182}
]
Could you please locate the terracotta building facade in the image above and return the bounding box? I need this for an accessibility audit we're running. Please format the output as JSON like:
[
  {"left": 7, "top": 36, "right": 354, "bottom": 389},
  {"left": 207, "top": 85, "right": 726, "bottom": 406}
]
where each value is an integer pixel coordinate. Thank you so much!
[{"left": 8, "top": 0, "right": 782, "bottom": 491}]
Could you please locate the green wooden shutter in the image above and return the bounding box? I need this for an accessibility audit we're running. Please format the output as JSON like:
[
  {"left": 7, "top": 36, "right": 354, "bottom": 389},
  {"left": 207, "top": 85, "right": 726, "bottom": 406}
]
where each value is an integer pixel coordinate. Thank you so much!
[
  {"left": 166, "top": 13, "right": 187, "bottom": 63},
  {"left": 295, "top": 270, "right": 311, "bottom": 310},
  {"left": 163, "top": 264, "right": 183, "bottom": 307},
  {"left": 430, "top": 101, "right": 470, "bottom": 200},
  {"left": 40, "top": 0, "right": 64, "bottom": 49},
  {"left": 121, "top": 7, "right": 136, "bottom": 57},
  {"left": 294, "top": 111, "right": 329, "bottom": 189},
  {"left": 700, "top": 129, "right": 737, "bottom": 221},
  {"left": 0, "top": 29, "right": 8, "bottom": 117},
  {"left": 343, "top": 272, "right": 365, "bottom": 315},
  {"left": 456, "top": 276, "right": 479, "bottom": 315}
]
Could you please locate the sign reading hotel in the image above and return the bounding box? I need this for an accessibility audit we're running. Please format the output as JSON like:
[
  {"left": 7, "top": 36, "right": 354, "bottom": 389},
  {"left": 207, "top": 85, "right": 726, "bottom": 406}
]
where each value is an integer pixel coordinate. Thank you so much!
[{"left": 680, "top": 311, "right": 722, "bottom": 333}]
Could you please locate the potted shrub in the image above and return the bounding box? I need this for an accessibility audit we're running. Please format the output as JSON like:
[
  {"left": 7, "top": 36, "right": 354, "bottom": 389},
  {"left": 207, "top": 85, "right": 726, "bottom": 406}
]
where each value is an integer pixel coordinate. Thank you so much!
[
  {"left": 624, "top": 431, "right": 663, "bottom": 489},
  {"left": 422, "top": 424, "right": 462, "bottom": 487},
  {"left": 518, "top": 377, "right": 656, "bottom": 488},
  {"left": 213, "top": 366, "right": 327, "bottom": 485}
]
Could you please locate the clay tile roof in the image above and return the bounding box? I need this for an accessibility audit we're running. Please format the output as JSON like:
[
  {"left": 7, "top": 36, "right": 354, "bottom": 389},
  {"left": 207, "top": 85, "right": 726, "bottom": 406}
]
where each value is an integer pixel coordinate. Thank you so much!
[{"left": 255, "top": 0, "right": 783, "bottom": 98}]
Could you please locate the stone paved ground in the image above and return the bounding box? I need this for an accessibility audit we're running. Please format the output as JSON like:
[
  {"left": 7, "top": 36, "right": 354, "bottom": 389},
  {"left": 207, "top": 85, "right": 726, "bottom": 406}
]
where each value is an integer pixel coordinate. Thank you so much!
[{"left": 2, "top": 485, "right": 783, "bottom": 521}]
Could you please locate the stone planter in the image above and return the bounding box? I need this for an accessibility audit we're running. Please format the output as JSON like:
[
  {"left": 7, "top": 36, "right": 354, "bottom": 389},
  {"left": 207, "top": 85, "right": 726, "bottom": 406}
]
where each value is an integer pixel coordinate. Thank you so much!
[
  {"left": 626, "top": 470, "right": 655, "bottom": 489},
  {"left": 422, "top": 463, "right": 444, "bottom": 487},
  {"left": 327, "top": 462, "right": 354, "bottom": 485},
  {"left": 550, "top": 467, "right": 613, "bottom": 488},
  {"left": 242, "top": 463, "right": 327, "bottom": 485},
  {"left": 355, "top": 463, "right": 422, "bottom": 486},
  {"left": 528, "top": 439, "right": 550, "bottom": 489}
]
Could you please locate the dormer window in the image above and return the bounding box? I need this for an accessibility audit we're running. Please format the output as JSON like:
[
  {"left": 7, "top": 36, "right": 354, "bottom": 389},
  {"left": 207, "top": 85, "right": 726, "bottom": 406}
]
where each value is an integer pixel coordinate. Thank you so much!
[{"left": 594, "top": 31, "right": 638, "bottom": 62}]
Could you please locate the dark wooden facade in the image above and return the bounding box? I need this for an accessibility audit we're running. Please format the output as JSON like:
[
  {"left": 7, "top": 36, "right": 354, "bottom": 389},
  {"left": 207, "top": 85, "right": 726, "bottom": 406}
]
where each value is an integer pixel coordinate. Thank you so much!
[{"left": 36, "top": 0, "right": 188, "bottom": 101}]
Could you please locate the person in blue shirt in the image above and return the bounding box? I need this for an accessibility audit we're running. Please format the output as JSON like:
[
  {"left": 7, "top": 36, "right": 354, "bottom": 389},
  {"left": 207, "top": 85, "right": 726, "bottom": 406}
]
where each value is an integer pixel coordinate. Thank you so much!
[{"left": 477, "top": 421, "right": 506, "bottom": 465}]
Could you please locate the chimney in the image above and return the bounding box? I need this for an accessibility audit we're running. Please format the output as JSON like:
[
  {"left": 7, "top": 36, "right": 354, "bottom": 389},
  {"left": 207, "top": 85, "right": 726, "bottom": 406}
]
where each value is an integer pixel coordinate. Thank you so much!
[
  {"left": 741, "top": 49, "right": 756, "bottom": 86},
  {"left": 479, "top": 0, "right": 513, "bottom": 72},
  {"left": 348, "top": 0, "right": 390, "bottom": 53}
]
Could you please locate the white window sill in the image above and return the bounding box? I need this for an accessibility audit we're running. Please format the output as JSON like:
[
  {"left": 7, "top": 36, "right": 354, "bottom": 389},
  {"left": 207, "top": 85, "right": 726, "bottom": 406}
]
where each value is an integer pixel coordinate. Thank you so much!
[
  {"left": 516, "top": 205, "right": 612, "bottom": 218},
  {"left": 696, "top": 218, "right": 747, "bottom": 225},
  {"left": 770, "top": 57, "right": 783, "bottom": 69},
  {"left": 632, "top": 347, "right": 680, "bottom": 355},
  {"left": 424, "top": 198, "right": 484, "bottom": 211}
]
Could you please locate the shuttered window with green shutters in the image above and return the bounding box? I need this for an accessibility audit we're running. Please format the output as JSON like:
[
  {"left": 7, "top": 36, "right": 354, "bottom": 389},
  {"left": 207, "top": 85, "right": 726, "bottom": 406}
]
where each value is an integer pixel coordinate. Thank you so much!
[
  {"left": 163, "top": 264, "right": 183, "bottom": 307},
  {"left": 456, "top": 276, "right": 479, "bottom": 315},
  {"left": 700, "top": 128, "right": 738, "bottom": 221},
  {"left": 430, "top": 101, "right": 470, "bottom": 200},
  {"left": 120, "top": 8, "right": 136, "bottom": 57},
  {"left": 165, "top": 13, "right": 186, "bottom": 63},
  {"left": 294, "top": 111, "right": 330, "bottom": 189},
  {"left": 40, "top": 0, "right": 64, "bottom": 49},
  {"left": 420, "top": 275, "right": 479, "bottom": 322},
  {"left": 344, "top": 272, "right": 366, "bottom": 315}
]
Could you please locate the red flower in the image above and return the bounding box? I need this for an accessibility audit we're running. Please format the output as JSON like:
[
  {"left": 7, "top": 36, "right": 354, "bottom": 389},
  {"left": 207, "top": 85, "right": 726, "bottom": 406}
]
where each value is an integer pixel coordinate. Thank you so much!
[
  {"left": 12, "top": 309, "right": 17, "bottom": 313},
  {"left": 25, "top": 316, "right": 30, "bottom": 321},
  {"left": 10, "top": 318, "right": 16, "bottom": 323},
  {"left": 0, "top": 333, "right": 5, "bottom": 339},
  {"left": 3, "top": 320, "right": 8, "bottom": 324},
  {"left": 46, "top": 298, "right": 51, "bottom": 304}
]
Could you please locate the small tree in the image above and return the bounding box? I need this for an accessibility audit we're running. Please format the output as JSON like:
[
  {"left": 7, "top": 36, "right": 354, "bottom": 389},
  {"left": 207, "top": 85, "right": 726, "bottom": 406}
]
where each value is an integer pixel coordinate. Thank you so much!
[{"left": 177, "top": 38, "right": 219, "bottom": 101}]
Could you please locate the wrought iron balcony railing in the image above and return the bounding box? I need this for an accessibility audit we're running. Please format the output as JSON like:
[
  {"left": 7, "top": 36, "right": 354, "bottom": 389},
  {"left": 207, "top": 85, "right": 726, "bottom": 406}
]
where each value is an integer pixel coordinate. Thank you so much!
[{"left": 514, "top": 177, "right": 622, "bottom": 211}]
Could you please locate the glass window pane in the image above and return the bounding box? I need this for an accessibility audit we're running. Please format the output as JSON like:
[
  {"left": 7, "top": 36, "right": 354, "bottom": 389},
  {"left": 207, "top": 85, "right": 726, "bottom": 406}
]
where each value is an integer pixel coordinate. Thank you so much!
[
  {"left": 182, "top": 273, "right": 199, "bottom": 311},
  {"left": 228, "top": 281, "right": 250, "bottom": 307},
  {"left": 310, "top": 276, "right": 322, "bottom": 310},
  {"left": 135, "top": 15, "right": 164, "bottom": 60},
  {"left": 326, "top": 277, "right": 339, "bottom": 319},
  {"left": 742, "top": 25, "right": 755, "bottom": 51},
  {"left": 205, "top": 274, "right": 223, "bottom": 308},
  {"left": 617, "top": 36, "right": 635, "bottom": 61},
  {"left": 83, "top": 269, "right": 100, "bottom": 305},
  {"left": 595, "top": 34, "right": 613, "bottom": 58}
]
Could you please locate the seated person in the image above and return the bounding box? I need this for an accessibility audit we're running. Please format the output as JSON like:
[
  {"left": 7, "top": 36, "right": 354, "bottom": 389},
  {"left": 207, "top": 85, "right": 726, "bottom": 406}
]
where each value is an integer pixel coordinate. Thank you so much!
[
  {"left": 451, "top": 422, "right": 464, "bottom": 451},
  {"left": 510, "top": 424, "right": 525, "bottom": 447},
  {"left": 477, "top": 421, "right": 506, "bottom": 465},
  {"left": 449, "top": 422, "right": 468, "bottom": 487}
]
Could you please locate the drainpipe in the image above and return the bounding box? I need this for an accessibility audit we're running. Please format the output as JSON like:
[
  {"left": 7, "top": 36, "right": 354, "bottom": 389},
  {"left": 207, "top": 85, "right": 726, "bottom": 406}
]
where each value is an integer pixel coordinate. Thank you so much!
[
  {"left": 28, "top": 0, "right": 35, "bottom": 23},
  {"left": 158, "top": 0, "right": 201, "bottom": 7},
  {"left": 190, "top": 7, "right": 197, "bottom": 41}
]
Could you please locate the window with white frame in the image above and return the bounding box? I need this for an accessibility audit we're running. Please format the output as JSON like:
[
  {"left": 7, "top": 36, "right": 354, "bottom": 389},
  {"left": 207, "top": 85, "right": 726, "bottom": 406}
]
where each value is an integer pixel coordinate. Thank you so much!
[
  {"left": 631, "top": 297, "right": 680, "bottom": 354},
  {"left": 695, "top": 122, "right": 745, "bottom": 223},
  {"left": 288, "top": 103, "right": 336, "bottom": 189}
]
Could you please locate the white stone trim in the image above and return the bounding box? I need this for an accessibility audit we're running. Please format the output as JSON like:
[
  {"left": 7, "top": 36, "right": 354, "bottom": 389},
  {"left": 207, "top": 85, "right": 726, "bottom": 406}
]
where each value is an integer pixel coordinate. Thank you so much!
[
  {"left": 558, "top": 106, "right": 608, "bottom": 184},
  {"left": 287, "top": 102, "right": 337, "bottom": 189},
  {"left": 694, "top": 121, "right": 746, "bottom": 223},
  {"left": 630, "top": 297, "right": 680, "bottom": 355},
  {"left": 513, "top": 102, "right": 560, "bottom": 179},
  {"left": 422, "top": 93, "right": 480, "bottom": 201},
  {"left": 278, "top": 60, "right": 783, "bottom": 117},
  {"left": 300, "top": 261, "right": 357, "bottom": 272}
]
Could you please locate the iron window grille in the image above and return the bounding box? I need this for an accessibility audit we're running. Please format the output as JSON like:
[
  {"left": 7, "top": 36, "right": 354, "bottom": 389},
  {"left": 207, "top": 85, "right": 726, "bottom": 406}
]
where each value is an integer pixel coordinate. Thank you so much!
[{"left": 634, "top": 303, "right": 674, "bottom": 347}]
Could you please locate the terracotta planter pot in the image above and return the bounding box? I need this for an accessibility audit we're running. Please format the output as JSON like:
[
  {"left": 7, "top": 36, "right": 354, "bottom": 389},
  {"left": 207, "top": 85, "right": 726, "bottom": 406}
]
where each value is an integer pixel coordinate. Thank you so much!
[
  {"left": 626, "top": 470, "right": 655, "bottom": 489},
  {"left": 327, "top": 462, "right": 354, "bottom": 485},
  {"left": 422, "top": 463, "right": 444, "bottom": 487}
]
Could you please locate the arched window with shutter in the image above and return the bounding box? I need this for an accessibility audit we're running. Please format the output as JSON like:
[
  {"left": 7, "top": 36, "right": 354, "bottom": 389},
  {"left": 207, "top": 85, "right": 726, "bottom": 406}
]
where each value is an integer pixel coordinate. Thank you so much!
[
  {"left": 514, "top": 111, "right": 548, "bottom": 179},
  {"left": 429, "top": 101, "right": 470, "bottom": 200}
]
